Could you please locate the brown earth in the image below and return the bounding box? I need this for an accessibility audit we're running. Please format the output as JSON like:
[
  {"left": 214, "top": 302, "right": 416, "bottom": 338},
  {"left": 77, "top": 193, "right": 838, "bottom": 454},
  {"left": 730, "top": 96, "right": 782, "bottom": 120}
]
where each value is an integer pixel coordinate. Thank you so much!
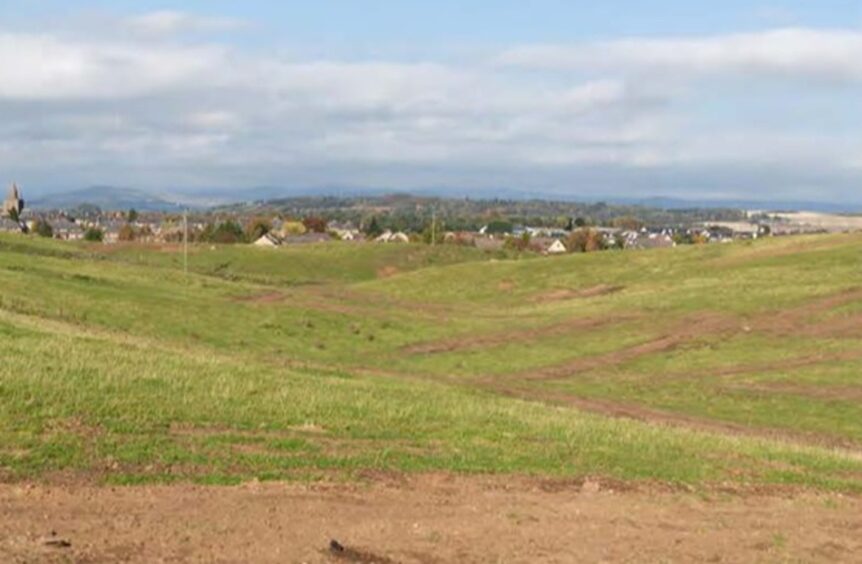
[
  {"left": 507, "top": 288, "right": 862, "bottom": 382},
  {"left": 2, "top": 476, "right": 860, "bottom": 563},
  {"left": 402, "top": 314, "right": 638, "bottom": 355}
]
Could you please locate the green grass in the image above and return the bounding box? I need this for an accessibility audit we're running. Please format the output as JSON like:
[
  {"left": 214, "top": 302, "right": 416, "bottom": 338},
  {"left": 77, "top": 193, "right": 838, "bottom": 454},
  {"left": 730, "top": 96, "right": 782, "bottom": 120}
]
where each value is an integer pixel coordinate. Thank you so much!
[{"left": 2, "top": 232, "right": 862, "bottom": 490}]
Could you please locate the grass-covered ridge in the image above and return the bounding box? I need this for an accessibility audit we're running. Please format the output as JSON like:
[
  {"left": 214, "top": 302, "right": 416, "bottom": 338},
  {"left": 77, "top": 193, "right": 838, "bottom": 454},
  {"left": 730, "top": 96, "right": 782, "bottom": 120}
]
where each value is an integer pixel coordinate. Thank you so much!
[{"left": 1, "top": 232, "right": 862, "bottom": 490}]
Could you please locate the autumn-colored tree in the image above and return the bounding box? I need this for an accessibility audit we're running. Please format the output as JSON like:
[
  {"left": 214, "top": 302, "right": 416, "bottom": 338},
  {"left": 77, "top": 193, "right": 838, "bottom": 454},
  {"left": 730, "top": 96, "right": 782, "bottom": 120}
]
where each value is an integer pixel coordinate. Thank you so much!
[
  {"left": 118, "top": 224, "right": 136, "bottom": 241},
  {"left": 302, "top": 216, "right": 327, "bottom": 233},
  {"left": 567, "top": 228, "right": 606, "bottom": 253},
  {"left": 245, "top": 217, "right": 272, "bottom": 241},
  {"left": 281, "top": 221, "right": 307, "bottom": 236}
]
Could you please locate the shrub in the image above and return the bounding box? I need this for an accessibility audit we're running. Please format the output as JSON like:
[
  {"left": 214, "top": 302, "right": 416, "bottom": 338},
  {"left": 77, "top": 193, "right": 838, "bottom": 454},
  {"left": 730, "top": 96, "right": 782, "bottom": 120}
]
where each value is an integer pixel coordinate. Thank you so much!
[
  {"left": 33, "top": 219, "right": 54, "bottom": 238},
  {"left": 302, "top": 216, "right": 327, "bottom": 233},
  {"left": 83, "top": 227, "right": 104, "bottom": 242},
  {"left": 246, "top": 218, "right": 272, "bottom": 241},
  {"left": 567, "top": 228, "right": 606, "bottom": 253},
  {"left": 118, "top": 224, "right": 136, "bottom": 242}
]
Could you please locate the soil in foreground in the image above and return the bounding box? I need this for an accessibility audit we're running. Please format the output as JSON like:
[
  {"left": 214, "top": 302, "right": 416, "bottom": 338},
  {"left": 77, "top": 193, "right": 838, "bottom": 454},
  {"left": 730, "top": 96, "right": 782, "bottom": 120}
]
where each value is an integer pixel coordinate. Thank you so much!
[{"left": 1, "top": 475, "right": 860, "bottom": 563}]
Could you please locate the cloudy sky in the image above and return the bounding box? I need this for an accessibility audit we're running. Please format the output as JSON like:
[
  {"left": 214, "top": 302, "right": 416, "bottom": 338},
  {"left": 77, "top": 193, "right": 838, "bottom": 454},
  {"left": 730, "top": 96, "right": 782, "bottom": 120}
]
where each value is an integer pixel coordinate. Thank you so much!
[{"left": 1, "top": 1, "right": 861, "bottom": 201}]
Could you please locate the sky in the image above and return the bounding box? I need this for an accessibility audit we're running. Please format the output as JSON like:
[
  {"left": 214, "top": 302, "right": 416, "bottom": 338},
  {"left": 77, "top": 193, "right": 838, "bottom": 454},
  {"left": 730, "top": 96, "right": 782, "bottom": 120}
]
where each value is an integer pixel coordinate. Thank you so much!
[{"left": 1, "top": 1, "right": 861, "bottom": 201}]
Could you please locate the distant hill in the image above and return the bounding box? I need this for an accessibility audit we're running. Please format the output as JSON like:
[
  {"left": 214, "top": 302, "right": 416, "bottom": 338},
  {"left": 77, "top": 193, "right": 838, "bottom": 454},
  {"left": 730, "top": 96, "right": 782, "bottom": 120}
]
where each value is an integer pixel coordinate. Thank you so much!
[
  {"left": 30, "top": 187, "right": 195, "bottom": 211},
  {"left": 26, "top": 185, "right": 862, "bottom": 214}
]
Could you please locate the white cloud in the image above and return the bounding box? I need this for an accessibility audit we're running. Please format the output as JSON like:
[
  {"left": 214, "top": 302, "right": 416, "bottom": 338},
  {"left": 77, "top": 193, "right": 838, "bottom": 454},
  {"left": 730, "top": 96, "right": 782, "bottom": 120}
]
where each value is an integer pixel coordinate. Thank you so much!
[
  {"left": 498, "top": 28, "right": 862, "bottom": 82},
  {"left": 0, "top": 33, "right": 225, "bottom": 99},
  {"left": 0, "top": 23, "right": 859, "bottom": 199},
  {"left": 125, "top": 10, "right": 248, "bottom": 36}
]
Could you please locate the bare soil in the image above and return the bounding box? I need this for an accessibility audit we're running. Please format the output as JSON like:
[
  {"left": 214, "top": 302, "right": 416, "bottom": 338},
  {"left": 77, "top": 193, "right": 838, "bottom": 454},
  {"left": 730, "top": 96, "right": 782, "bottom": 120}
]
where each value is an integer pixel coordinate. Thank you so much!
[
  {"left": 2, "top": 476, "right": 860, "bottom": 563},
  {"left": 402, "top": 314, "right": 638, "bottom": 355}
]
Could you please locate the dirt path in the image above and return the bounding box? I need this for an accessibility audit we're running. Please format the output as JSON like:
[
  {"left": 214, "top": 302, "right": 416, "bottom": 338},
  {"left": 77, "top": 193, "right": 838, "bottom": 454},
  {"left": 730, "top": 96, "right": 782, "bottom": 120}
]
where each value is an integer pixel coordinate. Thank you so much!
[
  {"left": 402, "top": 314, "right": 637, "bottom": 355},
  {"left": 1, "top": 476, "right": 860, "bottom": 563}
]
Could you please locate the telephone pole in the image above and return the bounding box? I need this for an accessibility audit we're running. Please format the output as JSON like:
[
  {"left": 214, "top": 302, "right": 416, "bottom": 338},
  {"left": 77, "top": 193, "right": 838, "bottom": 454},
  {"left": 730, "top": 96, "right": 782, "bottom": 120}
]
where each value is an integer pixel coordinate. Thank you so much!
[
  {"left": 183, "top": 209, "right": 189, "bottom": 278},
  {"left": 431, "top": 208, "right": 437, "bottom": 246}
]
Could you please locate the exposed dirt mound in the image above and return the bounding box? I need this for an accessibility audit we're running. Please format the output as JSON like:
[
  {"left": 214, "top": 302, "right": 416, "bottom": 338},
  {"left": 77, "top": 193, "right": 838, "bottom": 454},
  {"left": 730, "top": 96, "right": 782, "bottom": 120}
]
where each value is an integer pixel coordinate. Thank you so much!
[{"left": 1, "top": 478, "right": 859, "bottom": 563}]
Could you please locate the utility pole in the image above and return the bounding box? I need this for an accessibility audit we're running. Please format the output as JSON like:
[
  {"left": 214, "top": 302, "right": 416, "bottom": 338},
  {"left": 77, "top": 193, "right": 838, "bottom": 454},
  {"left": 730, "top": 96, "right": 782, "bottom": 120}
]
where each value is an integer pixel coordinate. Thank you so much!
[
  {"left": 431, "top": 207, "right": 437, "bottom": 246},
  {"left": 183, "top": 209, "right": 189, "bottom": 278}
]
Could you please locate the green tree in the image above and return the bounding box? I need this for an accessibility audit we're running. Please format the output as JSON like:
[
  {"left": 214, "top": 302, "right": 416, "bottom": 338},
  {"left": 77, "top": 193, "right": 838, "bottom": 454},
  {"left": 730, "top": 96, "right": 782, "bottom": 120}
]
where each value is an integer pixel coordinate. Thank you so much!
[
  {"left": 33, "top": 219, "right": 54, "bottom": 238},
  {"left": 83, "top": 227, "right": 104, "bottom": 242},
  {"left": 364, "top": 216, "right": 383, "bottom": 238},
  {"left": 211, "top": 221, "right": 246, "bottom": 244},
  {"left": 485, "top": 220, "right": 513, "bottom": 234},
  {"left": 127, "top": 208, "right": 139, "bottom": 222}
]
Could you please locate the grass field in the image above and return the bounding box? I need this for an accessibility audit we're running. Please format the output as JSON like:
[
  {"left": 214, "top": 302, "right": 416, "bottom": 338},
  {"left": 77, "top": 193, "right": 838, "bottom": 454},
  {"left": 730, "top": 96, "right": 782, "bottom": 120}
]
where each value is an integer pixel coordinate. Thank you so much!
[{"left": 2, "top": 232, "right": 862, "bottom": 491}]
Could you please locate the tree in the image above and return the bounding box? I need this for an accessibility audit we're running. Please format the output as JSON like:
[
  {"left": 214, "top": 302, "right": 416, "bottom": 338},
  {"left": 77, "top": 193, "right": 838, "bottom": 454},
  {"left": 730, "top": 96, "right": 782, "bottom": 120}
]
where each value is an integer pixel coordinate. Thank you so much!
[
  {"left": 127, "top": 208, "right": 139, "bottom": 223},
  {"left": 421, "top": 221, "right": 445, "bottom": 245},
  {"left": 504, "top": 232, "right": 532, "bottom": 252},
  {"left": 211, "top": 221, "right": 246, "bottom": 244},
  {"left": 302, "top": 216, "right": 327, "bottom": 233},
  {"left": 567, "top": 228, "right": 606, "bottom": 253},
  {"left": 33, "top": 219, "right": 53, "bottom": 238},
  {"left": 83, "top": 227, "right": 104, "bottom": 242},
  {"left": 364, "top": 216, "right": 383, "bottom": 238},
  {"left": 118, "top": 224, "right": 136, "bottom": 242},
  {"left": 485, "top": 220, "right": 513, "bottom": 234},
  {"left": 281, "top": 221, "right": 307, "bottom": 236},
  {"left": 245, "top": 218, "right": 272, "bottom": 241}
]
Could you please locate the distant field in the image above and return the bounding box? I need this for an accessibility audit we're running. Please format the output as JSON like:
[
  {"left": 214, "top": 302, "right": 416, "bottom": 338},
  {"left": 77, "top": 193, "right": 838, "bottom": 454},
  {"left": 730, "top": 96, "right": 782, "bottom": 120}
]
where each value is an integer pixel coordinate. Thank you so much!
[{"left": 1, "top": 232, "right": 862, "bottom": 491}]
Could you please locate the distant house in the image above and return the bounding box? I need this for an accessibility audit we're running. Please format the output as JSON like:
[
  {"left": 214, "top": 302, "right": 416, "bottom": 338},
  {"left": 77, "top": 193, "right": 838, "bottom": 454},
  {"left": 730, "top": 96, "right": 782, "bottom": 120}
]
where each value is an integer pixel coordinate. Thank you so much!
[
  {"left": 626, "top": 233, "right": 674, "bottom": 250},
  {"left": 254, "top": 233, "right": 282, "bottom": 247},
  {"left": 375, "top": 230, "right": 409, "bottom": 243},
  {"left": 0, "top": 217, "right": 21, "bottom": 233},
  {"left": 52, "top": 217, "right": 85, "bottom": 240},
  {"left": 531, "top": 237, "right": 568, "bottom": 255},
  {"left": 546, "top": 239, "right": 567, "bottom": 254}
]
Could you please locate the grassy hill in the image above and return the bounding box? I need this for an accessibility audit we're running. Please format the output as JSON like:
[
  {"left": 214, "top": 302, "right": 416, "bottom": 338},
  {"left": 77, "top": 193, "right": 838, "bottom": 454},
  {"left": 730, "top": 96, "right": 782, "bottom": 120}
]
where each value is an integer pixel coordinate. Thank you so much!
[{"left": 1, "top": 233, "right": 861, "bottom": 491}]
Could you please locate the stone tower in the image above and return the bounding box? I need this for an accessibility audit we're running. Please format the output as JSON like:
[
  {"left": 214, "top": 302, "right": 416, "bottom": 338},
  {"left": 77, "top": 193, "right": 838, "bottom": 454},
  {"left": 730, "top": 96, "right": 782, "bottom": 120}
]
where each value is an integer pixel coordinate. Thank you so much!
[{"left": 3, "top": 182, "right": 24, "bottom": 219}]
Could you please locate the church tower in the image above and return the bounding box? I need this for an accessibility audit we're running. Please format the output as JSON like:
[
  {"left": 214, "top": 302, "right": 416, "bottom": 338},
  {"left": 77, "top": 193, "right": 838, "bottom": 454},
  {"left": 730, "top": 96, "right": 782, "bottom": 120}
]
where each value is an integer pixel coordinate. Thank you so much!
[{"left": 3, "top": 182, "right": 24, "bottom": 219}]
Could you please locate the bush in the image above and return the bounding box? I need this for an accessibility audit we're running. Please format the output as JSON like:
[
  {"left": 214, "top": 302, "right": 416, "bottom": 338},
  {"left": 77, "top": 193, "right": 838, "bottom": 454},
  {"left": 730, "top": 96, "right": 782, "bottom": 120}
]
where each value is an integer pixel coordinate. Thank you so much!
[
  {"left": 567, "top": 228, "right": 606, "bottom": 253},
  {"left": 504, "top": 232, "right": 532, "bottom": 252},
  {"left": 486, "top": 220, "right": 513, "bottom": 234},
  {"left": 118, "top": 224, "right": 136, "bottom": 242},
  {"left": 245, "top": 218, "right": 272, "bottom": 241},
  {"left": 282, "top": 221, "right": 307, "bottom": 236},
  {"left": 83, "top": 227, "right": 104, "bottom": 242},
  {"left": 33, "top": 219, "right": 54, "bottom": 238},
  {"left": 302, "top": 216, "right": 327, "bottom": 233},
  {"left": 210, "top": 221, "right": 246, "bottom": 244}
]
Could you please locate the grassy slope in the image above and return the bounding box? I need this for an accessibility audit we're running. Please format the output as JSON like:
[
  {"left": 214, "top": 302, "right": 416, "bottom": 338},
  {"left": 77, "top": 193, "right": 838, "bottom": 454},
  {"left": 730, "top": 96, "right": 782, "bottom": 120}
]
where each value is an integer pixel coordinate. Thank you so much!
[{"left": 1, "top": 233, "right": 862, "bottom": 490}]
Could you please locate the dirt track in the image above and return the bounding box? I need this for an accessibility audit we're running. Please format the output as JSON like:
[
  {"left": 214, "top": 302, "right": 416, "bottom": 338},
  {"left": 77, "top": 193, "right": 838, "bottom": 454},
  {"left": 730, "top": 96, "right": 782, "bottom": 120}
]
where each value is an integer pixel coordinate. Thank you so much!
[{"left": 2, "top": 476, "right": 860, "bottom": 563}]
